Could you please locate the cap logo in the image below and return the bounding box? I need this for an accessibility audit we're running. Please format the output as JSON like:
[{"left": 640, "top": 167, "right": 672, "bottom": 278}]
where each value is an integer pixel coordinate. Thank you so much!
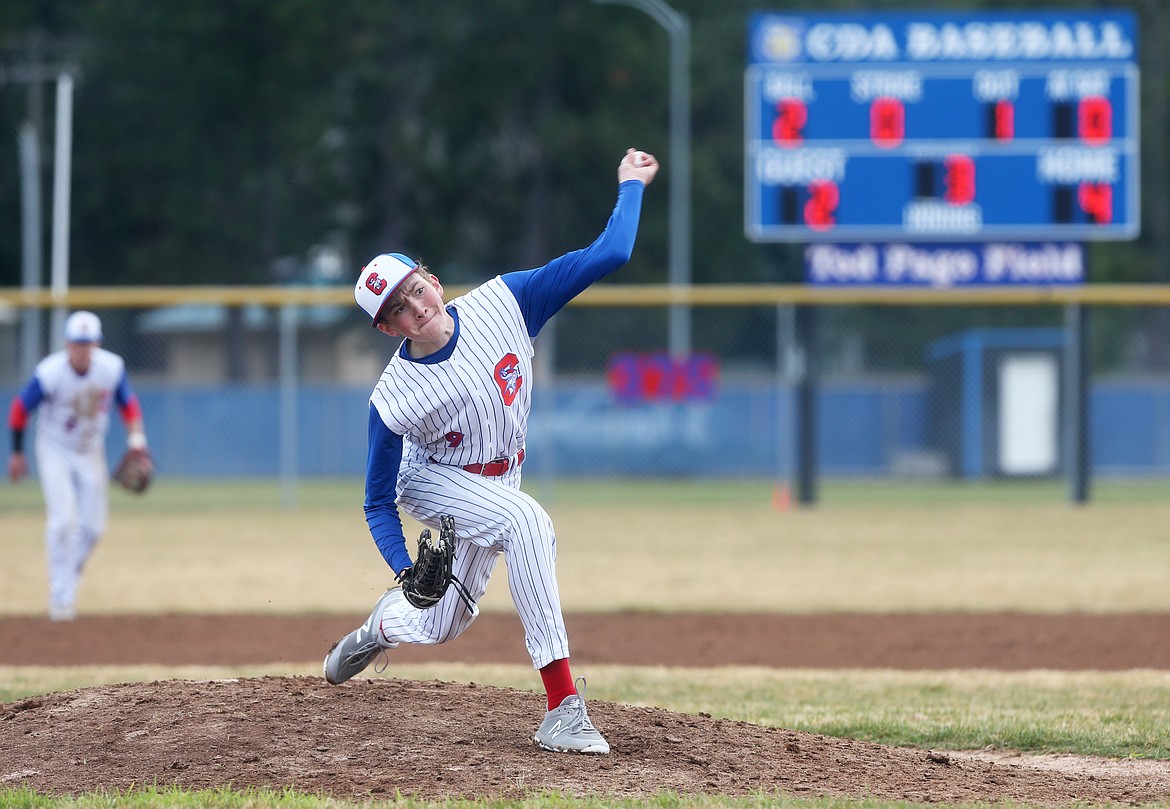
[{"left": 365, "top": 273, "right": 388, "bottom": 296}]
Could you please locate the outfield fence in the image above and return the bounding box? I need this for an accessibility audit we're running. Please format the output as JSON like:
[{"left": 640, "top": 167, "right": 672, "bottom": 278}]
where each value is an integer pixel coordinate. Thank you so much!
[{"left": 2, "top": 284, "right": 1169, "bottom": 502}]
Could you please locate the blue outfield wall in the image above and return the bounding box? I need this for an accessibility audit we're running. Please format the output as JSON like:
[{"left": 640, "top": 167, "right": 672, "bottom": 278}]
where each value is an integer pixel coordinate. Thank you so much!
[
  {"left": 1092, "top": 381, "right": 1170, "bottom": 473},
  {"left": 2, "top": 380, "right": 1167, "bottom": 478},
  {"left": 141, "top": 385, "right": 371, "bottom": 477}
]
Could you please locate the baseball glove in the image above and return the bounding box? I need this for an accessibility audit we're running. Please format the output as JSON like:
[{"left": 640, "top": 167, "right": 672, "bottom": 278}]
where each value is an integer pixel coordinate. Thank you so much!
[
  {"left": 398, "top": 515, "right": 473, "bottom": 610},
  {"left": 112, "top": 447, "right": 153, "bottom": 493}
]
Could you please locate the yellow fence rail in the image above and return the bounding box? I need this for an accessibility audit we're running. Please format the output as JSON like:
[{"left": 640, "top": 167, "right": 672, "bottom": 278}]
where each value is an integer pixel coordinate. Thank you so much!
[{"left": 4, "top": 283, "right": 1170, "bottom": 308}]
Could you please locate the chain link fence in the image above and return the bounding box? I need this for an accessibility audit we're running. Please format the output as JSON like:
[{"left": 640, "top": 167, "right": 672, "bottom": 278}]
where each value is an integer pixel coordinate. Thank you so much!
[{"left": 3, "top": 286, "right": 1169, "bottom": 497}]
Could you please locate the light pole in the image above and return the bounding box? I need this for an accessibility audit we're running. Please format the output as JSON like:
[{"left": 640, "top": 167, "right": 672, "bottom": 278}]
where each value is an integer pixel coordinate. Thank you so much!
[
  {"left": 50, "top": 71, "right": 74, "bottom": 349},
  {"left": 594, "top": 0, "right": 691, "bottom": 358},
  {"left": 4, "top": 41, "right": 76, "bottom": 370}
]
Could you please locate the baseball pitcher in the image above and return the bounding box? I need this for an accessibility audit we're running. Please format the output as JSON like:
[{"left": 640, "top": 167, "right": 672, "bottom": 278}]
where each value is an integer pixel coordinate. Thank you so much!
[{"left": 324, "top": 148, "right": 659, "bottom": 754}]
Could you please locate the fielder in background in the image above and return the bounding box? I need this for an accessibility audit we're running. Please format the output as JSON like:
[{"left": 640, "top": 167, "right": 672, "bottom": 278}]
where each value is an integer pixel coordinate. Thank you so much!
[
  {"left": 7, "top": 311, "right": 151, "bottom": 621},
  {"left": 324, "top": 147, "right": 660, "bottom": 754}
]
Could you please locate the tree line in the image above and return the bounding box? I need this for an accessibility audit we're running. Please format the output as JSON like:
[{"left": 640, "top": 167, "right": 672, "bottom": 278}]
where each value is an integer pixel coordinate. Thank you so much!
[{"left": 1, "top": 0, "right": 1166, "bottom": 297}]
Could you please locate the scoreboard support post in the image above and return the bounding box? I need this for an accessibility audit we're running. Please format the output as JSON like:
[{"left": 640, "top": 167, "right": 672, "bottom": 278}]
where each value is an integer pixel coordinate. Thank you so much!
[
  {"left": 1064, "top": 302, "right": 1090, "bottom": 504},
  {"left": 795, "top": 304, "right": 819, "bottom": 505}
]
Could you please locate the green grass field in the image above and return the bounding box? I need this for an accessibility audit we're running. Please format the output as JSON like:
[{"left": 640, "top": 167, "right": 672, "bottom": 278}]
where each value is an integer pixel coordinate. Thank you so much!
[
  {"left": 4, "top": 476, "right": 1169, "bottom": 615},
  {"left": 2, "top": 477, "right": 1169, "bottom": 808}
]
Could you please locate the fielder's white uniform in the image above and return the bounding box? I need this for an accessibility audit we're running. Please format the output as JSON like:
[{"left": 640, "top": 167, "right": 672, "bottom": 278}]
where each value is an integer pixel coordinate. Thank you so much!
[
  {"left": 362, "top": 179, "right": 646, "bottom": 668},
  {"left": 9, "top": 346, "right": 140, "bottom": 617}
]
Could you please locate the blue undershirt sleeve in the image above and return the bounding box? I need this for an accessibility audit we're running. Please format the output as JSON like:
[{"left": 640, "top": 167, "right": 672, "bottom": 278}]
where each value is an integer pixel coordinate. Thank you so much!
[
  {"left": 502, "top": 180, "right": 645, "bottom": 338},
  {"left": 18, "top": 376, "right": 44, "bottom": 411},
  {"left": 113, "top": 371, "right": 133, "bottom": 409},
  {"left": 363, "top": 404, "right": 413, "bottom": 575}
]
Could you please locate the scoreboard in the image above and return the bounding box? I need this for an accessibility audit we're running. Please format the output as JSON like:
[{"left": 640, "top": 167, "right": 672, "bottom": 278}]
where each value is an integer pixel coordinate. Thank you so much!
[{"left": 745, "top": 10, "right": 1140, "bottom": 242}]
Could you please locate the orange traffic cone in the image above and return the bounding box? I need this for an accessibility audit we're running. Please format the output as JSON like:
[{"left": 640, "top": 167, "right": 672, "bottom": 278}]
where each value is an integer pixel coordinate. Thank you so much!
[{"left": 772, "top": 482, "right": 791, "bottom": 512}]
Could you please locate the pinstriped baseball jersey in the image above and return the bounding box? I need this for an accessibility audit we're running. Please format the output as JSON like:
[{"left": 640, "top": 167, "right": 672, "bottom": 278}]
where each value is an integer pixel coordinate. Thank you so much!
[
  {"left": 370, "top": 276, "right": 532, "bottom": 472},
  {"left": 363, "top": 179, "right": 646, "bottom": 578}
]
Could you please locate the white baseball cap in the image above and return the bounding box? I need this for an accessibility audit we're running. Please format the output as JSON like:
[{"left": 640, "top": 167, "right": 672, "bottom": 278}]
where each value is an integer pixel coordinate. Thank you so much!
[
  {"left": 354, "top": 253, "right": 418, "bottom": 326},
  {"left": 64, "top": 311, "right": 103, "bottom": 343}
]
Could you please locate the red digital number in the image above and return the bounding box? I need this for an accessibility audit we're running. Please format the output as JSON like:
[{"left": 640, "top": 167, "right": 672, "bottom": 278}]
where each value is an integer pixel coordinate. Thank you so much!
[
  {"left": 1078, "top": 96, "right": 1112, "bottom": 145},
  {"left": 870, "top": 97, "right": 904, "bottom": 148},
  {"left": 803, "top": 180, "right": 839, "bottom": 231},
  {"left": 943, "top": 155, "right": 976, "bottom": 205},
  {"left": 772, "top": 98, "right": 807, "bottom": 147},
  {"left": 994, "top": 100, "right": 1015, "bottom": 142},
  {"left": 1078, "top": 183, "right": 1112, "bottom": 224}
]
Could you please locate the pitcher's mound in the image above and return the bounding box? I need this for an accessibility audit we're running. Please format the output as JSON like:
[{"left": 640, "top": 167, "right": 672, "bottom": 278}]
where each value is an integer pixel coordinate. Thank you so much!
[{"left": 3, "top": 676, "right": 1168, "bottom": 804}]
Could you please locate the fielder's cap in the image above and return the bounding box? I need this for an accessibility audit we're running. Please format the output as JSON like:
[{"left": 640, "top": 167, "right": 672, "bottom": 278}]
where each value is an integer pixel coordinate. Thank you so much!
[
  {"left": 64, "top": 311, "right": 102, "bottom": 343},
  {"left": 355, "top": 252, "right": 418, "bottom": 326}
]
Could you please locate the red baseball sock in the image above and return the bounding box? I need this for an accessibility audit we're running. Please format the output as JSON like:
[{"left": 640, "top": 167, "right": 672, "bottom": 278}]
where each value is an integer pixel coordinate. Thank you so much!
[{"left": 539, "top": 657, "right": 576, "bottom": 711}]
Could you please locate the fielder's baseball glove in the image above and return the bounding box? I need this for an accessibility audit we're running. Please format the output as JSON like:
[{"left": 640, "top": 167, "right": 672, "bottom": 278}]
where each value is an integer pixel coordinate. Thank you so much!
[
  {"left": 398, "top": 515, "right": 473, "bottom": 610},
  {"left": 112, "top": 447, "right": 153, "bottom": 493}
]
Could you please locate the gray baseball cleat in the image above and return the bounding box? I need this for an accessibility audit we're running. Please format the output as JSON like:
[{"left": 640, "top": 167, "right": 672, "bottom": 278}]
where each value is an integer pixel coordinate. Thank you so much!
[
  {"left": 533, "top": 678, "right": 610, "bottom": 754},
  {"left": 323, "top": 588, "right": 402, "bottom": 685}
]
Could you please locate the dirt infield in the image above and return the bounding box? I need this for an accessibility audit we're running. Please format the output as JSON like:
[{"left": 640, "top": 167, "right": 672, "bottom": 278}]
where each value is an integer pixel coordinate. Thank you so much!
[
  {"left": 5, "top": 611, "right": 1170, "bottom": 669},
  {"left": 3, "top": 611, "right": 1170, "bottom": 804}
]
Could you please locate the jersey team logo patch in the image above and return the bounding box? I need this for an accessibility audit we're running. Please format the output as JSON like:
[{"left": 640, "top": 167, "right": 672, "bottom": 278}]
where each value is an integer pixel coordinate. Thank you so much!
[{"left": 494, "top": 353, "right": 523, "bottom": 406}]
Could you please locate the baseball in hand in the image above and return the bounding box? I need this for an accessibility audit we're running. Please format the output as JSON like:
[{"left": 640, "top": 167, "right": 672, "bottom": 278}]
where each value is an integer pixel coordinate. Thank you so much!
[{"left": 633, "top": 151, "right": 648, "bottom": 167}]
